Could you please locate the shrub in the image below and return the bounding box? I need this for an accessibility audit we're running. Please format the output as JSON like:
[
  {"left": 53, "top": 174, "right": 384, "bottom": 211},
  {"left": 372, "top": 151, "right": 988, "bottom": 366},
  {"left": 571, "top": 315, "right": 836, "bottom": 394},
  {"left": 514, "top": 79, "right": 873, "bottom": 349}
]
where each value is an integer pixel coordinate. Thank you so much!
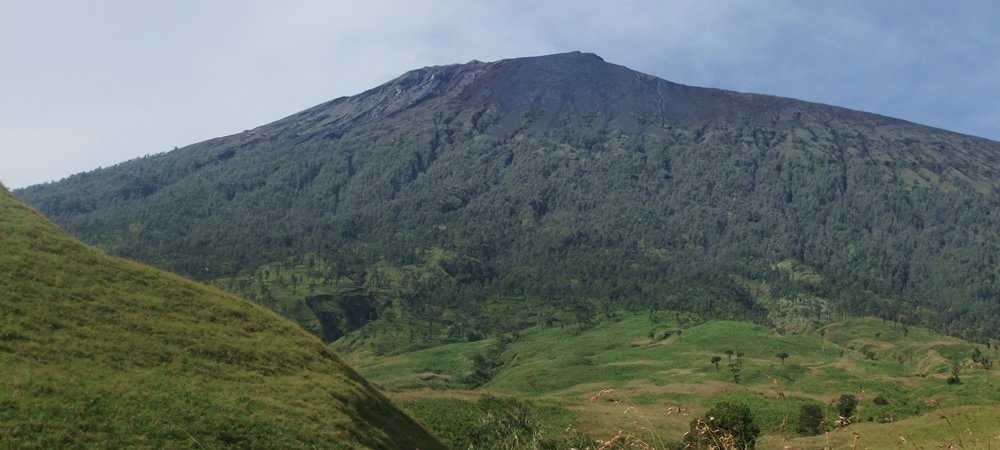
[
  {"left": 836, "top": 394, "right": 858, "bottom": 420},
  {"left": 948, "top": 361, "right": 962, "bottom": 384},
  {"left": 685, "top": 401, "right": 760, "bottom": 449},
  {"left": 797, "top": 403, "right": 824, "bottom": 436}
]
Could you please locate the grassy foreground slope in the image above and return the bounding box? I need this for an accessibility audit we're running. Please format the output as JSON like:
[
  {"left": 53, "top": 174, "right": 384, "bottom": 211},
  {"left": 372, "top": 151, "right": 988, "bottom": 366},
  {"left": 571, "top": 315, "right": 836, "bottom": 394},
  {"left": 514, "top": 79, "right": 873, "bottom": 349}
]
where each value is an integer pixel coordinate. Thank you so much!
[{"left": 0, "top": 185, "right": 444, "bottom": 449}]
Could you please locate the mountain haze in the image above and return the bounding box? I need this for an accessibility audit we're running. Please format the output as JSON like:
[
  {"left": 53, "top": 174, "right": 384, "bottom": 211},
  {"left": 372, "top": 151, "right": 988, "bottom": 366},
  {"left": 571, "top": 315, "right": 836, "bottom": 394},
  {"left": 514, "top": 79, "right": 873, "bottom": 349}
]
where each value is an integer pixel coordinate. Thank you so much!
[
  {"left": 0, "top": 184, "right": 444, "bottom": 448},
  {"left": 15, "top": 51, "right": 1000, "bottom": 344}
]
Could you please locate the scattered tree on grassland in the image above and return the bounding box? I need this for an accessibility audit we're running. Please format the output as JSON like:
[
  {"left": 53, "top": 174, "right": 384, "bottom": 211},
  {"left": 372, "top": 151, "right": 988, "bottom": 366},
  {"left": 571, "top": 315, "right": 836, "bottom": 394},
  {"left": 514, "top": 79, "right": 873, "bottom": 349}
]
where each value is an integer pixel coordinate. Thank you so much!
[
  {"left": 728, "top": 359, "right": 743, "bottom": 384},
  {"left": 711, "top": 356, "right": 722, "bottom": 372}
]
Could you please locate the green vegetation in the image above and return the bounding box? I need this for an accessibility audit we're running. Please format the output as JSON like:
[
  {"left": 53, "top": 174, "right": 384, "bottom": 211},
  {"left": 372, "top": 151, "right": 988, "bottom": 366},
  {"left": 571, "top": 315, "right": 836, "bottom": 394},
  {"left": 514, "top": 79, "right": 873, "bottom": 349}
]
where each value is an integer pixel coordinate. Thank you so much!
[
  {"left": 15, "top": 54, "right": 1000, "bottom": 350},
  {"left": 10, "top": 53, "right": 1000, "bottom": 447},
  {"left": 340, "top": 312, "right": 1000, "bottom": 446},
  {"left": 836, "top": 394, "right": 859, "bottom": 420},
  {"left": 685, "top": 402, "right": 760, "bottom": 449},
  {"left": 797, "top": 403, "right": 824, "bottom": 436},
  {"left": 398, "top": 394, "right": 585, "bottom": 449},
  {"left": 0, "top": 185, "right": 443, "bottom": 449}
]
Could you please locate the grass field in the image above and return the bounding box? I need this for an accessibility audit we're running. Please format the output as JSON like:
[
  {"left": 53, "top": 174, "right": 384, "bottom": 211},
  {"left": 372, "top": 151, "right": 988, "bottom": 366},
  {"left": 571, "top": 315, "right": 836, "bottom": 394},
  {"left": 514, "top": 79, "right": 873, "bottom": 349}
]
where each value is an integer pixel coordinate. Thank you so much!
[
  {"left": 342, "top": 309, "right": 1000, "bottom": 447},
  {"left": 0, "top": 185, "right": 444, "bottom": 449},
  {"left": 785, "top": 405, "right": 1000, "bottom": 449},
  {"left": 7, "top": 176, "right": 997, "bottom": 448}
]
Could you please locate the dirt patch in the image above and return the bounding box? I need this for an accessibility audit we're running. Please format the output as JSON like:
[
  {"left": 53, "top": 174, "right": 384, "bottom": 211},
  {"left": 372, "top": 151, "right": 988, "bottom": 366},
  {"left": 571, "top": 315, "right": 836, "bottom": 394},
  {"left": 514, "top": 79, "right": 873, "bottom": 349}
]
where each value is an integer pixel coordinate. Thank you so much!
[
  {"left": 549, "top": 378, "right": 734, "bottom": 402},
  {"left": 772, "top": 389, "right": 839, "bottom": 403},
  {"left": 624, "top": 378, "right": 734, "bottom": 397},
  {"left": 922, "top": 338, "right": 964, "bottom": 347},
  {"left": 828, "top": 359, "right": 861, "bottom": 373},
  {"left": 895, "top": 374, "right": 933, "bottom": 386},
  {"left": 386, "top": 389, "right": 494, "bottom": 402},
  {"left": 414, "top": 372, "right": 452, "bottom": 381},
  {"left": 606, "top": 359, "right": 666, "bottom": 366},
  {"left": 565, "top": 400, "right": 695, "bottom": 443},
  {"left": 658, "top": 368, "right": 695, "bottom": 376},
  {"left": 742, "top": 357, "right": 782, "bottom": 366},
  {"left": 546, "top": 382, "right": 620, "bottom": 400}
]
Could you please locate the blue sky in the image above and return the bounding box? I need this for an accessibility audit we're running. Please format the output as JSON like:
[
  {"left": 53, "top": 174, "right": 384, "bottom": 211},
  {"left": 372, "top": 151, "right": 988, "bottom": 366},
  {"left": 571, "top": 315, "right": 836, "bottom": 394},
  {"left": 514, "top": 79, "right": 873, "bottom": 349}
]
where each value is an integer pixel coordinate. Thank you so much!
[{"left": 1, "top": 0, "right": 997, "bottom": 188}]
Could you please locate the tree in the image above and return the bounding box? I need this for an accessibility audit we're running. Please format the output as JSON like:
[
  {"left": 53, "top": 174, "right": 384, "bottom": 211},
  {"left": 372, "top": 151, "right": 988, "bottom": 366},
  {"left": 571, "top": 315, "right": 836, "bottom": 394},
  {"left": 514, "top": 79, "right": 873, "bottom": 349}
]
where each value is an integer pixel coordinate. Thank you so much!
[
  {"left": 724, "top": 349, "right": 734, "bottom": 362},
  {"left": 797, "top": 403, "right": 824, "bottom": 436},
  {"left": 776, "top": 352, "right": 789, "bottom": 365},
  {"left": 728, "top": 358, "right": 743, "bottom": 384},
  {"left": 685, "top": 401, "right": 761, "bottom": 449},
  {"left": 948, "top": 360, "right": 962, "bottom": 384},
  {"left": 836, "top": 394, "right": 858, "bottom": 421},
  {"left": 711, "top": 356, "right": 722, "bottom": 372},
  {"left": 981, "top": 355, "right": 993, "bottom": 383}
]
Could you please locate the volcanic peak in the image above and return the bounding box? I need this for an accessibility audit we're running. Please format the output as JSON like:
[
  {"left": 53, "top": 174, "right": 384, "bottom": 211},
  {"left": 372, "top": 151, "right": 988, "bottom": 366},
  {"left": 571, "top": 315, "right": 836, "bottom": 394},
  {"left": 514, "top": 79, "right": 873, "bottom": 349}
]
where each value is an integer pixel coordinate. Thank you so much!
[{"left": 254, "top": 51, "right": 920, "bottom": 143}]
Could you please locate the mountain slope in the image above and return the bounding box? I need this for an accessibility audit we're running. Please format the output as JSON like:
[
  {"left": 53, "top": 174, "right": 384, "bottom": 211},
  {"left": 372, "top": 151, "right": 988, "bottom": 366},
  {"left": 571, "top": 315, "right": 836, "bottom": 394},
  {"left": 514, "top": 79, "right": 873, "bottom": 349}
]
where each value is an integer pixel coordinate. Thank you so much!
[
  {"left": 14, "top": 51, "right": 1000, "bottom": 344},
  {"left": 246, "top": 51, "right": 926, "bottom": 138},
  {"left": 0, "top": 184, "right": 444, "bottom": 448}
]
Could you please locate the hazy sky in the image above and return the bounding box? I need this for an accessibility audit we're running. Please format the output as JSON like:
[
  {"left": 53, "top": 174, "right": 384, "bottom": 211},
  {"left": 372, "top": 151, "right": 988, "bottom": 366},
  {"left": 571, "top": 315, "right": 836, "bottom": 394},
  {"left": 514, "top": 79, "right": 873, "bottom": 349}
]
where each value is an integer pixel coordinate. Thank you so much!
[{"left": 2, "top": 1, "right": 998, "bottom": 189}]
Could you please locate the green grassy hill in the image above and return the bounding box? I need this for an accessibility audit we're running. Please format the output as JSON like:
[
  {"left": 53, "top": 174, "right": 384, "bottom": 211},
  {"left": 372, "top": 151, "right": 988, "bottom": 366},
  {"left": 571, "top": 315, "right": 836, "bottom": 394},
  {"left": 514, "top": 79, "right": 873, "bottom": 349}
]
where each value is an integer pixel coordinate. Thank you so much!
[
  {"left": 0, "top": 184, "right": 444, "bottom": 449},
  {"left": 341, "top": 312, "right": 1000, "bottom": 447}
]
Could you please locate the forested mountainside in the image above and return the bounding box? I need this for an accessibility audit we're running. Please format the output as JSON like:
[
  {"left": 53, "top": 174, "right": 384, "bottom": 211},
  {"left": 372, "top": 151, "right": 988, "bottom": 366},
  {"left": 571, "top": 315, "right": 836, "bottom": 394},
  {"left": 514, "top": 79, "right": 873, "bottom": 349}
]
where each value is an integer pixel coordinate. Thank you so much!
[
  {"left": 15, "top": 51, "right": 1000, "bottom": 344},
  {"left": 0, "top": 183, "right": 444, "bottom": 448}
]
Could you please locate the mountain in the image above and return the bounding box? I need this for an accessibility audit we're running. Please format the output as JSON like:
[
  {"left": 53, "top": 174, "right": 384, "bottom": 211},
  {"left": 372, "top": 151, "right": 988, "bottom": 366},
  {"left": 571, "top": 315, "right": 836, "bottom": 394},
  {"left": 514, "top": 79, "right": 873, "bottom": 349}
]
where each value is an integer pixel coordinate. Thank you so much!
[
  {"left": 245, "top": 51, "right": 918, "bottom": 137},
  {"left": 14, "top": 51, "right": 1000, "bottom": 345},
  {"left": 0, "top": 184, "right": 444, "bottom": 448}
]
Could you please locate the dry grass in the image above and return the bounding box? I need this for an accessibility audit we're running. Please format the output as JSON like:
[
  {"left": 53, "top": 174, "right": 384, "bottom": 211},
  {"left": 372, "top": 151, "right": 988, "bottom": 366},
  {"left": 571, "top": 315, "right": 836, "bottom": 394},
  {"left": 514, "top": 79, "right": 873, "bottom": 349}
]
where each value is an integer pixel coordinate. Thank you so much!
[
  {"left": 575, "top": 379, "right": 1000, "bottom": 450},
  {"left": 786, "top": 404, "right": 1000, "bottom": 450}
]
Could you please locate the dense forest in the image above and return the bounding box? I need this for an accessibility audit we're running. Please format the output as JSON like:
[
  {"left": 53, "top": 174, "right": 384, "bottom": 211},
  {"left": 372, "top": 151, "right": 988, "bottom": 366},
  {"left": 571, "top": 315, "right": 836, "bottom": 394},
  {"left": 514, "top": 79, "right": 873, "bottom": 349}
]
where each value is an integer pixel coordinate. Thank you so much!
[{"left": 16, "top": 52, "right": 1000, "bottom": 346}]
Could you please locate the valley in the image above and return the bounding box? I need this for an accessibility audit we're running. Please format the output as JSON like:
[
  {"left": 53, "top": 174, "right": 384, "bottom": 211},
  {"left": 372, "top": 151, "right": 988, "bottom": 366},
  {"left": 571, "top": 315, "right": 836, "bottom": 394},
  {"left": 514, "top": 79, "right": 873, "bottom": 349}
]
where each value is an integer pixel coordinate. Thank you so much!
[
  {"left": 372, "top": 315, "right": 1000, "bottom": 448},
  {"left": 204, "top": 253, "right": 1000, "bottom": 448}
]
